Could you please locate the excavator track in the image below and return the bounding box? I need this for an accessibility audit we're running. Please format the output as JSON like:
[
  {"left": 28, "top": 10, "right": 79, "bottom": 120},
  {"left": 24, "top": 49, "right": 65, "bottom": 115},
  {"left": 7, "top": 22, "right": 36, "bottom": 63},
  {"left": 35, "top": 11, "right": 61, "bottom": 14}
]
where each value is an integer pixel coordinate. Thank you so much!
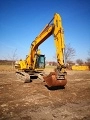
[
  {"left": 16, "top": 71, "right": 31, "bottom": 83},
  {"left": 16, "top": 71, "right": 45, "bottom": 83}
]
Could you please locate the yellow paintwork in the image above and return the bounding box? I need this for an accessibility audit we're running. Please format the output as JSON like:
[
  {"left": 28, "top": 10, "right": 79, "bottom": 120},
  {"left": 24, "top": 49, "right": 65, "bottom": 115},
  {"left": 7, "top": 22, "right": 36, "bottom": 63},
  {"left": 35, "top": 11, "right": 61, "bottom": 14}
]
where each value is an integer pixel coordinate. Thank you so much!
[
  {"left": 53, "top": 13, "right": 65, "bottom": 65},
  {"left": 72, "top": 65, "right": 89, "bottom": 71},
  {"left": 15, "top": 60, "right": 26, "bottom": 70},
  {"left": 16, "top": 13, "right": 65, "bottom": 71}
]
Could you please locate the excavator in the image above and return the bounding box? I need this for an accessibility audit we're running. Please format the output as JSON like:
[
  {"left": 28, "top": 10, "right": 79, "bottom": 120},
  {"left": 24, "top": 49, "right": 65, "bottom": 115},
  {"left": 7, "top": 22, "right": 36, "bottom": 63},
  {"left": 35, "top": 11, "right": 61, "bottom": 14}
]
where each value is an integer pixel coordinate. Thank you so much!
[{"left": 15, "top": 13, "right": 67, "bottom": 87}]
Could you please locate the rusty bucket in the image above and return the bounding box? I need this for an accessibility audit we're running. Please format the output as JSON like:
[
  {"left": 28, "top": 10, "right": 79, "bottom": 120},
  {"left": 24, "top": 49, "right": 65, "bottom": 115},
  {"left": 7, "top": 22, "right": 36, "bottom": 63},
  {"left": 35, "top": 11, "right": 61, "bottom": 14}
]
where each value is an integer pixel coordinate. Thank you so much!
[{"left": 43, "top": 72, "right": 67, "bottom": 87}]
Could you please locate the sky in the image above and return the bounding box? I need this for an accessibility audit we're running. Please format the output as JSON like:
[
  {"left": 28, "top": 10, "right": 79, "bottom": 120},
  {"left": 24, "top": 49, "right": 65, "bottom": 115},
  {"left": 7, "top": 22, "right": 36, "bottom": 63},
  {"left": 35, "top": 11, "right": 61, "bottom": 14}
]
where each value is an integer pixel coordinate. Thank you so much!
[{"left": 0, "top": 0, "right": 90, "bottom": 62}]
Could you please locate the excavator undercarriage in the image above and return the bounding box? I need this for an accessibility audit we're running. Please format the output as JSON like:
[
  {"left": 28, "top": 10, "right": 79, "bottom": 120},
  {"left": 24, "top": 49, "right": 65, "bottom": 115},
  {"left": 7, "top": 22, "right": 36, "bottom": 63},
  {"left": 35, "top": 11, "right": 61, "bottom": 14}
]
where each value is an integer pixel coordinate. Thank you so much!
[{"left": 16, "top": 66, "right": 67, "bottom": 88}]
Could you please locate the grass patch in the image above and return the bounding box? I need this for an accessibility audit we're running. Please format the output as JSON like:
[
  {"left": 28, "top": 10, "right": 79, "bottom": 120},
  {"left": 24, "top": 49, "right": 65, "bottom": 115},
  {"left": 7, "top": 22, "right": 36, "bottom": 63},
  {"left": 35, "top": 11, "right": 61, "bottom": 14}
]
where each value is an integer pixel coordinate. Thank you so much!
[
  {"left": 0, "top": 65, "right": 15, "bottom": 71},
  {"left": 0, "top": 65, "right": 56, "bottom": 72}
]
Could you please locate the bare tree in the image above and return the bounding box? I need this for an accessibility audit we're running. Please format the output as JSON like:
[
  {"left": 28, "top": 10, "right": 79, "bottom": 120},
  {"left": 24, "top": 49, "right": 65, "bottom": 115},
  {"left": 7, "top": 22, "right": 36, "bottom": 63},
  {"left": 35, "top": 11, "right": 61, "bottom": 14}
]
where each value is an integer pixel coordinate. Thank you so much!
[
  {"left": 66, "top": 60, "right": 75, "bottom": 70},
  {"left": 76, "top": 59, "right": 83, "bottom": 65},
  {"left": 65, "top": 44, "right": 75, "bottom": 63},
  {"left": 8, "top": 49, "right": 18, "bottom": 70}
]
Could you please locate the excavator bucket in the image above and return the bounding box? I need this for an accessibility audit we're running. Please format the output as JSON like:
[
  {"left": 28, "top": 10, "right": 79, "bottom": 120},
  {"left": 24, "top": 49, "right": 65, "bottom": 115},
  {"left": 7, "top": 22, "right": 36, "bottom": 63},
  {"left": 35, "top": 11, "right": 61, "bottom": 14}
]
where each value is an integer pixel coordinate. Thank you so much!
[{"left": 43, "top": 72, "right": 67, "bottom": 87}]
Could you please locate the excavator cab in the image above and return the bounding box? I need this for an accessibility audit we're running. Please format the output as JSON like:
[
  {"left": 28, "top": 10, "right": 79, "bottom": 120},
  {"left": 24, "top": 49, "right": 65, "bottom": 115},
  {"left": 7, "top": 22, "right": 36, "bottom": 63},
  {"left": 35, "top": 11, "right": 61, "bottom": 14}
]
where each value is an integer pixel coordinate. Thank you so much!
[{"left": 35, "top": 54, "right": 45, "bottom": 69}]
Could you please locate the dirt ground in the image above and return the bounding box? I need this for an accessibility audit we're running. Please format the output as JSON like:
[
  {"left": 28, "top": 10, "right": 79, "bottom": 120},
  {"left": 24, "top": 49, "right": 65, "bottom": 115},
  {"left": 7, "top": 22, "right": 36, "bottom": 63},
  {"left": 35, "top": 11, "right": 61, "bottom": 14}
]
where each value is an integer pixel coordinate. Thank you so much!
[{"left": 0, "top": 69, "right": 90, "bottom": 120}]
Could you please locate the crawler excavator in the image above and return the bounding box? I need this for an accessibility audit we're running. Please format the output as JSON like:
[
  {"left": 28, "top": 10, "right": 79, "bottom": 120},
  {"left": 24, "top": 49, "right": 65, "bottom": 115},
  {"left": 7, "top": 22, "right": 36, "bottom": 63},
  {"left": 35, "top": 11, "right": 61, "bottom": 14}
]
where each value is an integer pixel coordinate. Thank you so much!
[{"left": 15, "top": 13, "right": 67, "bottom": 87}]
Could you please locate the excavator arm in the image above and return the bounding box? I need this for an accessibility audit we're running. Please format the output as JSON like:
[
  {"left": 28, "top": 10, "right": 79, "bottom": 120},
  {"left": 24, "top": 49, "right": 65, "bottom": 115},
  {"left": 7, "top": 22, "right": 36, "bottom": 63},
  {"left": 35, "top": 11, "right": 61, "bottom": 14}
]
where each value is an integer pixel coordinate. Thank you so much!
[{"left": 29, "top": 13, "right": 65, "bottom": 70}]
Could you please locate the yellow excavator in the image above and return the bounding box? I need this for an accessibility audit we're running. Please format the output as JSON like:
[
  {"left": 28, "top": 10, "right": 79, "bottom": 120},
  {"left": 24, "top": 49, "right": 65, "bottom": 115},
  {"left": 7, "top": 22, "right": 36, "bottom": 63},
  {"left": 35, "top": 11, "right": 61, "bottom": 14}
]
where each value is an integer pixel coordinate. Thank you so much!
[{"left": 15, "top": 13, "right": 67, "bottom": 87}]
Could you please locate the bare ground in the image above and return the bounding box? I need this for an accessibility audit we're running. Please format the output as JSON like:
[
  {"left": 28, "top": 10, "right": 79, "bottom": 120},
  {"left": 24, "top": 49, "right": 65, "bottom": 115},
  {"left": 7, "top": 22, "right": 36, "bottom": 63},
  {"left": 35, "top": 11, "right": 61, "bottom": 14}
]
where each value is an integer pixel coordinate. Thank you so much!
[{"left": 0, "top": 69, "right": 90, "bottom": 120}]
